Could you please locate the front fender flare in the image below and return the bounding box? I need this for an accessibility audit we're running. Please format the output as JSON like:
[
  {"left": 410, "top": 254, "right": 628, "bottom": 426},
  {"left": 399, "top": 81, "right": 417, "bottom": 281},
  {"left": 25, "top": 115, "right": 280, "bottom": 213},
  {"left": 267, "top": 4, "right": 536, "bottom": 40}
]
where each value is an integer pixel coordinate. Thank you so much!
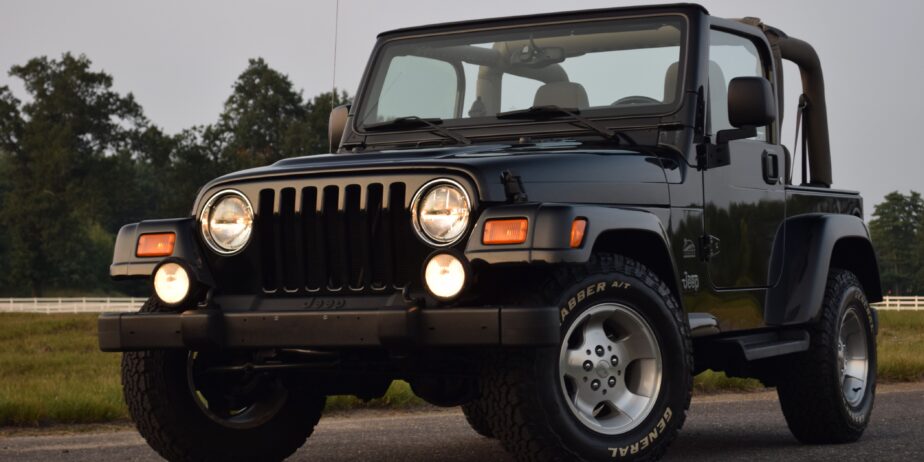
[
  {"left": 464, "top": 203, "right": 673, "bottom": 265},
  {"left": 110, "top": 217, "right": 213, "bottom": 287}
]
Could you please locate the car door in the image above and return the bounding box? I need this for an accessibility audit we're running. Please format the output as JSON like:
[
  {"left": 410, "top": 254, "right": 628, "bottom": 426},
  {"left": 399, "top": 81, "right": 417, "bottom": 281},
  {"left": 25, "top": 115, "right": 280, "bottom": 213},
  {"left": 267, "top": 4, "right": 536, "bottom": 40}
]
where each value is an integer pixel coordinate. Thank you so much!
[{"left": 703, "top": 28, "right": 786, "bottom": 290}]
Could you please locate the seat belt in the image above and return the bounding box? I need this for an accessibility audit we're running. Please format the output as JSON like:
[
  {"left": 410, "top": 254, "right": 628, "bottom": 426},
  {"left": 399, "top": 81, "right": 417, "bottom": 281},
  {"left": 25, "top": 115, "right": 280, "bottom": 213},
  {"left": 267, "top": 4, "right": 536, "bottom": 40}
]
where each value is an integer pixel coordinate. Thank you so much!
[{"left": 792, "top": 94, "right": 809, "bottom": 185}]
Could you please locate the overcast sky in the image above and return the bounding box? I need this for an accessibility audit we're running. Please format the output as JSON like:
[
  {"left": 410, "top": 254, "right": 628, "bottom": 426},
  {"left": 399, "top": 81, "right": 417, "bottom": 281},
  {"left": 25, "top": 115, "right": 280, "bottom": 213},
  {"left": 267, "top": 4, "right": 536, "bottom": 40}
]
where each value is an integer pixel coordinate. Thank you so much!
[{"left": 2, "top": 0, "right": 922, "bottom": 216}]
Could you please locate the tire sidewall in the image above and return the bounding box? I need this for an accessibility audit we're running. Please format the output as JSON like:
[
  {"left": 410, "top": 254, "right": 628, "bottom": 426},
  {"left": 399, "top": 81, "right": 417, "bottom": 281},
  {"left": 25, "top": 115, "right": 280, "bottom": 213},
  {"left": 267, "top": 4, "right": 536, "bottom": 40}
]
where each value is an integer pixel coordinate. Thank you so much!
[{"left": 535, "top": 272, "right": 690, "bottom": 461}]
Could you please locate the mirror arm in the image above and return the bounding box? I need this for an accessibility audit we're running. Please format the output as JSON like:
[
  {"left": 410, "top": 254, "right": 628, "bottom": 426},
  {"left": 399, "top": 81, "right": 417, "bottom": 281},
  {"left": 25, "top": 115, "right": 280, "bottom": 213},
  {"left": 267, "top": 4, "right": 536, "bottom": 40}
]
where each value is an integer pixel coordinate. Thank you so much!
[
  {"left": 715, "top": 126, "right": 757, "bottom": 144},
  {"left": 697, "top": 126, "right": 758, "bottom": 171}
]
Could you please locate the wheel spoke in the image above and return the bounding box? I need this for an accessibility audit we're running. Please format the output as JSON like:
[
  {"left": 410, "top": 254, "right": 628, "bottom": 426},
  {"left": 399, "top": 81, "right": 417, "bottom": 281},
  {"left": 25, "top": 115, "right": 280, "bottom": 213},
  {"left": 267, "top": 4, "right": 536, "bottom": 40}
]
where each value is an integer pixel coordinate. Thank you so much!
[
  {"left": 582, "top": 316, "right": 610, "bottom": 347},
  {"left": 844, "top": 358, "right": 866, "bottom": 380},
  {"left": 607, "top": 388, "right": 648, "bottom": 422},
  {"left": 614, "top": 333, "right": 655, "bottom": 365},
  {"left": 562, "top": 348, "right": 589, "bottom": 379},
  {"left": 572, "top": 385, "right": 600, "bottom": 417},
  {"left": 843, "top": 374, "right": 865, "bottom": 401},
  {"left": 628, "top": 358, "right": 660, "bottom": 398}
]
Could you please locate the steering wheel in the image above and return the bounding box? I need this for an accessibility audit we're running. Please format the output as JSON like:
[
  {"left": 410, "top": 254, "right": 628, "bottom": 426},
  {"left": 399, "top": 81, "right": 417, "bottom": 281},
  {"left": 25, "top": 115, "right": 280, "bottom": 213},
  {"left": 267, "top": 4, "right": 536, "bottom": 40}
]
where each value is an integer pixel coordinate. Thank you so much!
[{"left": 612, "top": 95, "right": 661, "bottom": 106}]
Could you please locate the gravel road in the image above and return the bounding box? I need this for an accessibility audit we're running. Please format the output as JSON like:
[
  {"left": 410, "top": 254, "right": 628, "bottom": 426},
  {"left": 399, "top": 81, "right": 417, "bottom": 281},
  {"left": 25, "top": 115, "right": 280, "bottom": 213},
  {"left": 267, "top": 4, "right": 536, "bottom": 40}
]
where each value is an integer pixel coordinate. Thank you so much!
[{"left": 2, "top": 382, "right": 922, "bottom": 461}]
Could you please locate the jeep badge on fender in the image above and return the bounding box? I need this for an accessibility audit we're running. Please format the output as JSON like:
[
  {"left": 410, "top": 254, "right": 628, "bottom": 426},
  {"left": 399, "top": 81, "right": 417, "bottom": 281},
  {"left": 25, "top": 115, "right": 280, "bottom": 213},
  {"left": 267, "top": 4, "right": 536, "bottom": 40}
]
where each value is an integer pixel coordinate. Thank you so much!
[{"left": 99, "top": 4, "right": 882, "bottom": 461}]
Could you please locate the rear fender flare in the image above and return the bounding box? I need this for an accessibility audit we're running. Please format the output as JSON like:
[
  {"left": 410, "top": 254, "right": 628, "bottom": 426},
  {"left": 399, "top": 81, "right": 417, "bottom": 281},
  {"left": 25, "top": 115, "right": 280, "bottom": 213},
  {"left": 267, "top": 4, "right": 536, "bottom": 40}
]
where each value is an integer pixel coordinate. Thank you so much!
[{"left": 765, "top": 213, "right": 882, "bottom": 325}]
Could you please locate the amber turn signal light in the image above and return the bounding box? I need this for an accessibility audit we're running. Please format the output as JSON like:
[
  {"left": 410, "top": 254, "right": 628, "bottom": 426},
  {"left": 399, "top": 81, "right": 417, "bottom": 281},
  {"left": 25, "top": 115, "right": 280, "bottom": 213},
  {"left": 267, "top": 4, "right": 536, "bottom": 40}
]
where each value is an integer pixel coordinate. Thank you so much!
[
  {"left": 483, "top": 218, "right": 528, "bottom": 245},
  {"left": 136, "top": 233, "right": 176, "bottom": 257},
  {"left": 570, "top": 219, "right": 587, "bottom": 248}
]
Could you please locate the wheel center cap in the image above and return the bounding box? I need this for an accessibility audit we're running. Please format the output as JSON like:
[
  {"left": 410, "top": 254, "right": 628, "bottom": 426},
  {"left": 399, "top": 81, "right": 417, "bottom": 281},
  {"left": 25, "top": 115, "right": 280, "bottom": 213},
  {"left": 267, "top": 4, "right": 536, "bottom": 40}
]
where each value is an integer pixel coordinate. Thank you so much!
[{"left": 595, "top": 360, "right": 610, "bottom": 378}]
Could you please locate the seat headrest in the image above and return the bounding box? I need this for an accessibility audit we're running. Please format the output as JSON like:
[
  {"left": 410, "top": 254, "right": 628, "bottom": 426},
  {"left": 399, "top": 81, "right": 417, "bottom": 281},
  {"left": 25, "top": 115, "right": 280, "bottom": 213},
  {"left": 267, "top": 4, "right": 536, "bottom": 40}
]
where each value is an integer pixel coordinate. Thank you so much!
[
  {"left": 533, "top": 82, "right": 589, "bottom": 109},
  {"left": 708, "top": 61, "right": 730, "bottom": 132},
  {"left": 663, "top": 62, "right": 680, "bottom": 103}
]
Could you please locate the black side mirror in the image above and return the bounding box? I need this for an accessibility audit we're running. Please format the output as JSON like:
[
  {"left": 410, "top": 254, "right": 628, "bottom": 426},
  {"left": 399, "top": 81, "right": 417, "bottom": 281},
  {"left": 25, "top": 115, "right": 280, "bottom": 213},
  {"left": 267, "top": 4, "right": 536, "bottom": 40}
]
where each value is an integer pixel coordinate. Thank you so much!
[
  {"left": 716, "top": 76, "right": 776, "bottom": 144},
  {"left": 328, "top": 104, "right": 350, "bottom": 153},
  {"left": 729, "top": 76, "right": 776, "bottom": 127}
]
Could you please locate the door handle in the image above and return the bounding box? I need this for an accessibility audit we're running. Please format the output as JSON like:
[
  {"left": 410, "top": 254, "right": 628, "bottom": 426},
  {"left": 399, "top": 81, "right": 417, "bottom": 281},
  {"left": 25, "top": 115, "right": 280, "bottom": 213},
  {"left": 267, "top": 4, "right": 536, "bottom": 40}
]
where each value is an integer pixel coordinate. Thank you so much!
[{"left": 762, "top": 151, "right": 780, "bottom": 185}]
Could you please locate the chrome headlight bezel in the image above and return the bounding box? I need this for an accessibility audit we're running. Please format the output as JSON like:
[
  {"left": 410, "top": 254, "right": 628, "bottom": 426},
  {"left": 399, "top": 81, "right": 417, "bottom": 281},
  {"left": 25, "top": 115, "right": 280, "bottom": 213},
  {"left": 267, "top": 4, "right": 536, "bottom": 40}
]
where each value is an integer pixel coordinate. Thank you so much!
[
  {"left": 410, "top": 179, "right": 472, "bottom": 247},
  {"left": 199, "top": 189, "right": 254, "bottom": 255}
]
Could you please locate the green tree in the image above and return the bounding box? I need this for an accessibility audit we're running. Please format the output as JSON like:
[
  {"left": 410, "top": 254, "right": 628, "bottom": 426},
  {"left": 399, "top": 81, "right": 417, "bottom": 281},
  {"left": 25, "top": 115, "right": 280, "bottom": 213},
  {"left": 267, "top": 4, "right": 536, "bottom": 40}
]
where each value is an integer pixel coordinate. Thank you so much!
[
  {"left": 210, "top": 58, "right": 309, "bottom": 170},
  {"left": 210, "top": 58, "right": 350, "bottom": 170},
  {"left": 869, "top": 191, "right": 924, "bottom": 295},
  {"left": 293, "top": 89, "right": 351, "bottom": 155},
  {"left": 0, "top": 54, "right": 147, "bottom": 295},
  {"left": 0, "top": 87, "right": 21, "bottom": 294}
]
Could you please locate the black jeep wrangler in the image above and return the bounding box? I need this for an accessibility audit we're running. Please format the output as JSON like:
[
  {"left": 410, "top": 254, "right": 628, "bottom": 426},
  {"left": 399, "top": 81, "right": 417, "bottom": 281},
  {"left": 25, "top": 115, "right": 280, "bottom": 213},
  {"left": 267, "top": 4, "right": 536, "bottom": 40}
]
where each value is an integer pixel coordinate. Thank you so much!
[{"left": 99, "top": 4, "right": 882, "bottom": 461}]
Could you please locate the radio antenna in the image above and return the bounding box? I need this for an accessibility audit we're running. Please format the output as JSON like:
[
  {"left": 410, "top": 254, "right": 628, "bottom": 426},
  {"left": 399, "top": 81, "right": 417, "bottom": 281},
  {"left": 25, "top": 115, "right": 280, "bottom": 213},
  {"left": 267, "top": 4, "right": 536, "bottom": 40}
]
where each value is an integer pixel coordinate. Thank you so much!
[{"left": 331, "top": 0, "right": 340, "bottom": 109}]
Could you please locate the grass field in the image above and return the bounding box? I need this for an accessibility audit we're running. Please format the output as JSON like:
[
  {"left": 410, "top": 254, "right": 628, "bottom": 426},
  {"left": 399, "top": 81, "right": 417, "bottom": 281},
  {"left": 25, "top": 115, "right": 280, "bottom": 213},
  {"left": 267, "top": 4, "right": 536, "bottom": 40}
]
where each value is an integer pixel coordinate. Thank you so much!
[{"left": 1, "top": 311, "right": 922, "bottom": 426}]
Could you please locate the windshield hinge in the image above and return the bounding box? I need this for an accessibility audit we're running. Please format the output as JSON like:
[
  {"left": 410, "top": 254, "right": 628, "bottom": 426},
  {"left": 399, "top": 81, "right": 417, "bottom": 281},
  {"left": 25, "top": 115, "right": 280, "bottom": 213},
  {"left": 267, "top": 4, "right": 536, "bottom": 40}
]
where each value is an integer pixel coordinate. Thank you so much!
[
  {"left": 501, "top": 170, "right": 528, "bottom": 203},
  {"left": 696, "top": 137, "right": 730, "bottom": 171}
]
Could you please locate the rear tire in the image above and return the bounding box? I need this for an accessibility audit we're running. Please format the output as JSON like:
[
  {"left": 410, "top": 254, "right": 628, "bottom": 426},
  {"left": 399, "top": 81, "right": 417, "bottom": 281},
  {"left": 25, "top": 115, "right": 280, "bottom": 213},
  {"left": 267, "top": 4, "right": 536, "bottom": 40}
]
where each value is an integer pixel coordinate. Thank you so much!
[
  {"left": 777, "top": 269, "right": 877, "bottom": 444},
  {"left": 482, "top": 254, "right": 692, "bottom": 461},
  {"left": 122, "top": 299, "right": 326, "bottom": 462}
]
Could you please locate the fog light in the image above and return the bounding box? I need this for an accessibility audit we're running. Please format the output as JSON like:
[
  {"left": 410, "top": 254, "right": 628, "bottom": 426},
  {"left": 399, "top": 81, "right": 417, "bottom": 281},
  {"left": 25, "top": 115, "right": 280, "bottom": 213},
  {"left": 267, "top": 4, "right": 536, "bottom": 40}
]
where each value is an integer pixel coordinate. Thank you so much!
[
  {"left": 153, "top": 262, "right": 190, "bottom": 305},
  {"left": 424, "top": 253, "right": 467, "bottom": 300}
]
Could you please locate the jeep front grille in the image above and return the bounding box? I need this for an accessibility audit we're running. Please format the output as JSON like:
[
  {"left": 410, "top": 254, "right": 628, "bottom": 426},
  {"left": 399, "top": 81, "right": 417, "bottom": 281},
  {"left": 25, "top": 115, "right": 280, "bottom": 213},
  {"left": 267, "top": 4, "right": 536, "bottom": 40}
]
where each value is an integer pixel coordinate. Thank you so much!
[{"left": 255, "top": 181, "right": 426, "bottom": 294}]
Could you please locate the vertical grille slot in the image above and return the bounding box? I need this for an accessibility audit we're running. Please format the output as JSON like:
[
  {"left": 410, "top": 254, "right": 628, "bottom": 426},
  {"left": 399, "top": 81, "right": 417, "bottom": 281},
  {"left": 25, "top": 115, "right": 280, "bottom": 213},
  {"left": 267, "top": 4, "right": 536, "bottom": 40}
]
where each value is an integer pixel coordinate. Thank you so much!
[
  {"left": 367, "top": 184, "right": 387, "bottom": 289},
  {"left": 279, "top": 188, "right": 300, "bottom": 292},
  {"left": 258, "top": 189, "right": 278, "bottom": 292},
  {"left": 389, "top": 183, "right": 411, "bottom": 287},
  {"left": 301, "top": 187, "right": 323, "bottom": 292},
  {"left": 344, "top": 185, "right": 365, "bottom": 290},
  {"left": 322, "top": 185, "right": 345, "bottom": 291}
]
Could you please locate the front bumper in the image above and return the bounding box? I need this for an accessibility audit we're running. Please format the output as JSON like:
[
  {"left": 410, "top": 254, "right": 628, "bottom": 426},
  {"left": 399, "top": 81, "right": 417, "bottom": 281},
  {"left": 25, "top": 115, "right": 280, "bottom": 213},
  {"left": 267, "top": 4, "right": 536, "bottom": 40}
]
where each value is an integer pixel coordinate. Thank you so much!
[{"left": 98, "top": 306, "right": 560, "bottom": 352}]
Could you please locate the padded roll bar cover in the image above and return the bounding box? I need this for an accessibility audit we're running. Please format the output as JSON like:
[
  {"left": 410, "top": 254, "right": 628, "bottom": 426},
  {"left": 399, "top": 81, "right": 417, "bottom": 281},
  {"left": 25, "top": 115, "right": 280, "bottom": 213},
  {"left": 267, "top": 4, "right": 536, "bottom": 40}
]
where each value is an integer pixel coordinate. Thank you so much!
[{"left": 737, "top": 17, "right": 832, "bottom": 187}]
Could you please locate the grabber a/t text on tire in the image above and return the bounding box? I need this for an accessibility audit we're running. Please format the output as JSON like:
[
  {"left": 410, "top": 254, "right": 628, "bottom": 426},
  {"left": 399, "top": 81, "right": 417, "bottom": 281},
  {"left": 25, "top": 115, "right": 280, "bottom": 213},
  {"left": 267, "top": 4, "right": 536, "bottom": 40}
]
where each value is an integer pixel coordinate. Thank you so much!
[
  {"left": 122, "top": 299, "right": 326, "bottom": 462},
  {"left": 484, "top": 254, "right": 693, "bottom": 462},
  {"left": 777, "top": 269, "right": 877, "bottom": 444}
]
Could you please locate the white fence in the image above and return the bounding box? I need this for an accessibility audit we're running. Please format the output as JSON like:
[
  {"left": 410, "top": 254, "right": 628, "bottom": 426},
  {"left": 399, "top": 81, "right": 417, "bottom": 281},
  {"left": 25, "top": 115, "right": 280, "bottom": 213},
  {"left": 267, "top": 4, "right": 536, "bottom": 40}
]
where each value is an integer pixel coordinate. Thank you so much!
[
  {"left": 874, "top": 296, "right": 924, "bottom": 311},
  {"left": 0, "top": 296, "right": 921, "bottom": 314},
  {"left": 0, "top": 297, "right": 143, "bottom": 314}
]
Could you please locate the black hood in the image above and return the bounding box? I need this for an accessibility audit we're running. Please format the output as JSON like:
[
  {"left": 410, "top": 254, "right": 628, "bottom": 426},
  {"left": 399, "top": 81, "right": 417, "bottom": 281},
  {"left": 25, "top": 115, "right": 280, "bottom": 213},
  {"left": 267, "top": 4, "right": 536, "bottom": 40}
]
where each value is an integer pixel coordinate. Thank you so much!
[{"left": 195, "top": 143, "right": 670, "bottom": 209}]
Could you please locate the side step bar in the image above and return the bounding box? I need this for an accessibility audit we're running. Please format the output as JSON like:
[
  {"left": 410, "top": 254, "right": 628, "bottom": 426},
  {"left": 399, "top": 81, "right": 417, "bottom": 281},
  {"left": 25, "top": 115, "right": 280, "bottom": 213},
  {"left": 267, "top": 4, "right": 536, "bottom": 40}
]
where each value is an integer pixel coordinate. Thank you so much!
[
  {"left": 714, "top": 330, "right": 810, "bottom": 361},
  {"left": 692, "top": 328, "right": 811, "bottom": 377}
]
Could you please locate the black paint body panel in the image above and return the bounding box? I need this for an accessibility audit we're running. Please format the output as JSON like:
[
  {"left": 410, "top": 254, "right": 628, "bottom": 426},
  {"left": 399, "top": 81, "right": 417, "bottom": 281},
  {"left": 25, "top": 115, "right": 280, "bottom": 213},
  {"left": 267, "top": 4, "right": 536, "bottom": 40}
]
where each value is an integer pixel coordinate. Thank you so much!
[{"left": 104, "top": 5, "right": 882, "bottom": 355}]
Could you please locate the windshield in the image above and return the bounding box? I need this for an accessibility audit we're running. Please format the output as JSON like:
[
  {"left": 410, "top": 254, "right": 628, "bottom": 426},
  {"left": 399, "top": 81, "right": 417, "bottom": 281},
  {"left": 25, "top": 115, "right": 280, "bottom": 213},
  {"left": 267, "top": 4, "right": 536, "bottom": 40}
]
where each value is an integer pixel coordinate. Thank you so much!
[{"left": 358, "top": 15, "right": 686, "bottom": 128}]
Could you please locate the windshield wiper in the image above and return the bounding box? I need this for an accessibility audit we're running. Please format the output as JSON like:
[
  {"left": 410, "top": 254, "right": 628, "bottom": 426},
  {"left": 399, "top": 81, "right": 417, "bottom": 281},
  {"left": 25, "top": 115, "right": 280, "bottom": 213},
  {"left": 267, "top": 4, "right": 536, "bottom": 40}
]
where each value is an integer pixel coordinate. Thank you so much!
[
  {"left": 496, "top": 105, "right": 636, "bottom": 145},
  {"left": 364, "top": 116, "right": 471, "bottom": 145}
]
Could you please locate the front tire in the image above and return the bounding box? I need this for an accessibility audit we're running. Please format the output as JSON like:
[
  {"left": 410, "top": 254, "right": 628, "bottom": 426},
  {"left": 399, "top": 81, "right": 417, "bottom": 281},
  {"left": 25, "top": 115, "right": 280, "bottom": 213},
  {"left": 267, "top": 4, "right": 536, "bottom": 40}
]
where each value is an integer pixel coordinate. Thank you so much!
[
  {"left": 482, "top": 254, "right": 692, "bottom": 461},
  {"left": 122, "top": 299, "right": 326, "bottom": 462},
  {"left": 777, "top": 269, "right": 877, "bottom": 444},
  {"left": 462, "top": 399, "right": 495, "bottom": 438}
]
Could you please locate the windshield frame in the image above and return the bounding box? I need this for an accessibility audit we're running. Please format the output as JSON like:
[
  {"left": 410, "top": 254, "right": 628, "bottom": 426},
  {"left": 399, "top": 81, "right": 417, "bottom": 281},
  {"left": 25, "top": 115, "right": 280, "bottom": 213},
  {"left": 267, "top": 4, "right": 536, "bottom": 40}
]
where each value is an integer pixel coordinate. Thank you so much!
[{"left": 351, "top": 11, "right": 691, "bottom": 141}]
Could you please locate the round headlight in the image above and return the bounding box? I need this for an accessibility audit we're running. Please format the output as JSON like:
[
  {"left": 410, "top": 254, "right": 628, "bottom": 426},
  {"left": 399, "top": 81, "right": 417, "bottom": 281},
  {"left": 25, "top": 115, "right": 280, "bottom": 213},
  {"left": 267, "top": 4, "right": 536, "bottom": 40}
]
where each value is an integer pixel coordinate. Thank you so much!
[
  {"left": 424, "top": 253, "right": 468, "bottom": 300},
  {"left": 200, "top": 190, "right": 254, "bottom": 255},
  {"left": 153, "top": 262, "right": 191, "bottom": 305},
  {"left": 412, "top": 180, "right": 471, "bottom": 246}
]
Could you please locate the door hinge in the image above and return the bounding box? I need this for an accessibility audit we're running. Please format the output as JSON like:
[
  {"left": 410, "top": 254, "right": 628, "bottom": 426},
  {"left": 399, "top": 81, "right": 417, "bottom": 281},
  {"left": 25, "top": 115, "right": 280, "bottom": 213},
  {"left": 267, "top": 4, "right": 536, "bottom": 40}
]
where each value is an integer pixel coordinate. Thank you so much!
[
  {"left": 700, "top": 234, "right": 721, "bottom": 261},
  {"left": 501, "top": 170, "right": 528, "bottom": 203},
  {"left": 696, "top": 140, "right": 731, "bottom": 171}
]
